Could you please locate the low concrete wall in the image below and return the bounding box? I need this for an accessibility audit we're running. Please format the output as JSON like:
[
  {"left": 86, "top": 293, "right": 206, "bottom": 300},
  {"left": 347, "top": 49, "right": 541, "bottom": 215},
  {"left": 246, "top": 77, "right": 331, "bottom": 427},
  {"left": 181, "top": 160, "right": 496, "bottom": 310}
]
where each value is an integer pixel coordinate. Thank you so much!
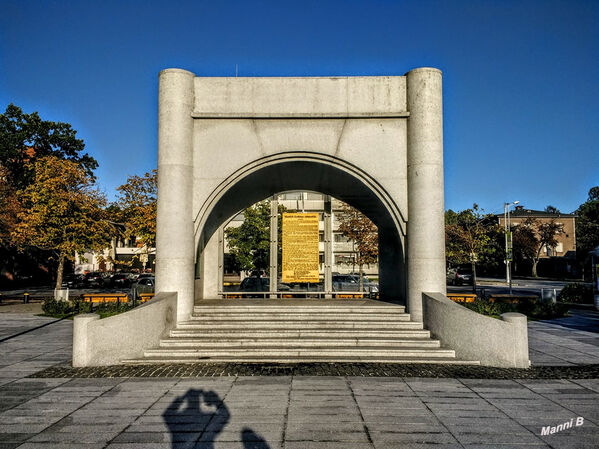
[
  {"left": 423, "top": 292, "right": 530, "bottom": 368},
  {"left": 73, "top": 292, "right": 177, "bottom": 367}
]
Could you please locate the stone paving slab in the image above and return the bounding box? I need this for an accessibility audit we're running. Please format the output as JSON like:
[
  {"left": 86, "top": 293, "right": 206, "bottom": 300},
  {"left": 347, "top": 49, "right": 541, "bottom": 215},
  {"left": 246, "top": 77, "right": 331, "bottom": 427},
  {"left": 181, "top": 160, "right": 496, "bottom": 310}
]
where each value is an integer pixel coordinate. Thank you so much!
[{"left": 1, "top": 312, "right": 599, "bottom": 448}]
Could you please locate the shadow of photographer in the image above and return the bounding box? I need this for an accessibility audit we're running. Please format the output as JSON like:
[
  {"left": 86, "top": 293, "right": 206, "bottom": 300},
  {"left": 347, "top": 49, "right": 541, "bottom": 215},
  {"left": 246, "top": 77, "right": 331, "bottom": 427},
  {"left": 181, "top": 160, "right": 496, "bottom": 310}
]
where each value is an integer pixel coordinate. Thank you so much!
[{"left": 163, "top": 388, "right": 271, "bottom": 449}]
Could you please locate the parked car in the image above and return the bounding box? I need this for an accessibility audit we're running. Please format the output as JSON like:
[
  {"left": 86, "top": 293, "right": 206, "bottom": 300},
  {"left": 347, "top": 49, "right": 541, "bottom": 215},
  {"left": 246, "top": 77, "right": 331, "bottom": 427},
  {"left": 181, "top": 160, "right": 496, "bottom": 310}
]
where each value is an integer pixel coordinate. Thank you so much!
[
  {"left": 107, "top": 273, "right": 132, "bottom": 288},
  {"left": 332, "top": 274, "right": 379, "bottom": 298},
  {"left": 61, "top": 273, "right": 85, "bottom": 289},
  {"left": 131, "top": 276, "right": 155, "bottom": 296},
  {"left": 446, "top": 266, "right": 473, "bottom": 286},
  {"left": 237, "top": 277, "right": 291, "bottom": 297},
  {"left": 83, "top": 272, "right": 105, "bottom": 288}
]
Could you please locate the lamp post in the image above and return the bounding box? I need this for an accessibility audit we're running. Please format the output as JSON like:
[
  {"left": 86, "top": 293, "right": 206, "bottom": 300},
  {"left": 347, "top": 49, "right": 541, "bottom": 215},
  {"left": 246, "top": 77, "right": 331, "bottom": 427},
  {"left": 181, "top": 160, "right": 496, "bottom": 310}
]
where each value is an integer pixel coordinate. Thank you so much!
[{"left": 504, "top": 201, "right": 519, "bottom": 295}]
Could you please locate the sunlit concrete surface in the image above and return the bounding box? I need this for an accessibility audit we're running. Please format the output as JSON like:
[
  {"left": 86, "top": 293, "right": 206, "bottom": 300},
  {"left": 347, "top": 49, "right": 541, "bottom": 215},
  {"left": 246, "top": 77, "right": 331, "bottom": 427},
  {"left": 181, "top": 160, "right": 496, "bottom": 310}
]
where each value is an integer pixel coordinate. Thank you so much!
[{"left": 1, "top": 312, "right": 598, "bottom": 448}]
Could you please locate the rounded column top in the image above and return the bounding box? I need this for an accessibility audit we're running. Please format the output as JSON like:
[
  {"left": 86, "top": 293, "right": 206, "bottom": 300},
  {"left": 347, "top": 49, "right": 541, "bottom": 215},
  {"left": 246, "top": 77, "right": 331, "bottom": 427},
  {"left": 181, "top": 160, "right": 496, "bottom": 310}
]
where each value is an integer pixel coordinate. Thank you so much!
[
  {"left": 405, "top": 67, "right": 442, "bottom": 76},
  {"left": 159, "top": 68, "right": 196, "bottom": 77}
]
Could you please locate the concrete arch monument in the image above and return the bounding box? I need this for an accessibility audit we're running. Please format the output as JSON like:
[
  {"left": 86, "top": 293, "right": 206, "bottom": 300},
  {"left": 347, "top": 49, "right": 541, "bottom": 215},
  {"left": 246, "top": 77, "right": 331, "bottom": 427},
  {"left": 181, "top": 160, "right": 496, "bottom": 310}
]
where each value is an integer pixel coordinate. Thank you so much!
[
  {"left": 156, "top": 67, "right": 446, "bottom": 323},
  {"left": 72, "top": 68, "right": 530, "bottom": 368}
]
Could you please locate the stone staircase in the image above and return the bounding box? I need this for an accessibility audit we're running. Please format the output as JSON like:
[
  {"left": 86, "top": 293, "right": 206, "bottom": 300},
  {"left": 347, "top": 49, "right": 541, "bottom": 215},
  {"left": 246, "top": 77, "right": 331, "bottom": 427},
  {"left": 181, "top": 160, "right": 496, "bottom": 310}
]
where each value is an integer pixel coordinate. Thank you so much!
[{"left": 125, "top": 300, "right": 479, "bottom": 364}]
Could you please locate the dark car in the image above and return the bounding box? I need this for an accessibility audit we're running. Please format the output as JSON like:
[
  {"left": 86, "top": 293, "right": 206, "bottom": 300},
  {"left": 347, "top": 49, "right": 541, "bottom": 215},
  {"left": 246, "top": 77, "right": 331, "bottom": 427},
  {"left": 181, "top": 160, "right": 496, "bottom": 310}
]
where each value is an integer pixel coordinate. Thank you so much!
[
  {"left": 332, "top": 274, "right": 379, "bottom": 298},
  {"left": 446, "top": 267, "right": 473, "bottom": 285},
  {"left": 61, "top": 273, "right": 85, "bottom": 289},
  {"left": 83, "top": 272, "right": 105, "bottom": 288},
  {"left": 131, "top": 276, "right": 155, "bottom": 296},
  {"left": 238, "top": 277, "right": 291, "bottom": 297},
  {"left": 107, "top": 273, "right": 131, "bottom": 288}
]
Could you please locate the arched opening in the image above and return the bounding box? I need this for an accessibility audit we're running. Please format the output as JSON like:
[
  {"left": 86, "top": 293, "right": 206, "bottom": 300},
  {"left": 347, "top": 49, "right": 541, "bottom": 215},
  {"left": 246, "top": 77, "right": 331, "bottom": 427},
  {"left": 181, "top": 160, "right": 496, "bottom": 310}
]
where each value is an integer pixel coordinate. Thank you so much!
[{"left": 195, "top": 157, "right": 406, "bottom": 304}]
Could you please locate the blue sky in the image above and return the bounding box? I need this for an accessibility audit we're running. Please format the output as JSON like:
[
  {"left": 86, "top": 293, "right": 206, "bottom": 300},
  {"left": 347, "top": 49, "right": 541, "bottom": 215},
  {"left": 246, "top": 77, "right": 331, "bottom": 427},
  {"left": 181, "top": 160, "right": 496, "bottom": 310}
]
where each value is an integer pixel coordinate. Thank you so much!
[{"left": 1, "top": 0, "right": 597, "bottom": 215}]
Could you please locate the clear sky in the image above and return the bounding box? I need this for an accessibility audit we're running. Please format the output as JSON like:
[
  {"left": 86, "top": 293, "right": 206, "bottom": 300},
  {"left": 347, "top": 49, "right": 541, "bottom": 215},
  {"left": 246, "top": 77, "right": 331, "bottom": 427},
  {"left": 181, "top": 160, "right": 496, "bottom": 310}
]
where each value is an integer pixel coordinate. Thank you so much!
[{"left": 1, "top": 0, "right": 597, "bottom": 215}]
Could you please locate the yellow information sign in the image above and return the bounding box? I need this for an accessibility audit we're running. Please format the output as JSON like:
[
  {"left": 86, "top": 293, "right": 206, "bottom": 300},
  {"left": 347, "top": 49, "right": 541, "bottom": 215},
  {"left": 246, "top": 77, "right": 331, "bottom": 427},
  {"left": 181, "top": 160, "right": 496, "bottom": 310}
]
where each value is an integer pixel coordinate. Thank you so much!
[{"left": 282, "top": 213, "right": 320, "bottom": 283}]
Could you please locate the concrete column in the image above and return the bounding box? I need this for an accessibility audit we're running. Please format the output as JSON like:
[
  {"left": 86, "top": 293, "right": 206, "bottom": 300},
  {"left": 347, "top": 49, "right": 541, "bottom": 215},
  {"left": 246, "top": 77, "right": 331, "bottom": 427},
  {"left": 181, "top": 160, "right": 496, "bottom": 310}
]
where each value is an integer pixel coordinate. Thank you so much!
[
  {"left": 269, "top": 195, "right": 278, "bottom": 298},
  {"left": 406, "top": 67, "right": 446, "bottom": 322},
  {"left": 156, "top": 68, "right": 195, "bottom": 322},
  {"left": 217, "top": 226, "right": 224, "bottom": 293}
]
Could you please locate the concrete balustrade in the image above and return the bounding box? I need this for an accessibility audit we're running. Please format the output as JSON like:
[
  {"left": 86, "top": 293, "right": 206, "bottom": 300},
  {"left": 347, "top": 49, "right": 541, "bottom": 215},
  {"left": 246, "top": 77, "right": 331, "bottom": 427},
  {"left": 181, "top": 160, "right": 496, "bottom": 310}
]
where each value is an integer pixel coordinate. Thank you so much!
[
  {"left": 422, "top": 292, "right": 530, "bottom": 368},
  {"left": 72, "top": 293, "right": 178, "bottom": 367}
]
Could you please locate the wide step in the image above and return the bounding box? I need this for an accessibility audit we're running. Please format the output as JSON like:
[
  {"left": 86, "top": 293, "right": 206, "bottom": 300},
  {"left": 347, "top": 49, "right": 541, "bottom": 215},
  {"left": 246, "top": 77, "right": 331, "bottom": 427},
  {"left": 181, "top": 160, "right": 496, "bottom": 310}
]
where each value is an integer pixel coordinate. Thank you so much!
[
  {"left": 144, "top": 347, "right": 456, "bottom": 358},
  {"left": 191, "top": 313, "right": 410, "bottom": 321},
  {"left": 177, "top": 321, "right": 422, "bottom": 330},
  {"left": 124, "top": 356, "right": 480, "bottom": 365},
  {"left": 159, "top": 337, "right": 440, "bottom": 348},
  {"left": 170, "top": 329, "right": 432, "bottom": 338},
  {"left": 125, "top": 300, "right": 479, "bottom": 365}
]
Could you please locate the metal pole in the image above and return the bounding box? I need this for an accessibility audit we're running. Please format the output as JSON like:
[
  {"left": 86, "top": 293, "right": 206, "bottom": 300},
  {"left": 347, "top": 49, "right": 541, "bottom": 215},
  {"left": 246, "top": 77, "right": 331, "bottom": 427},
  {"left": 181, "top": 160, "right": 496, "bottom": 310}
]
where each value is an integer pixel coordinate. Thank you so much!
[
  {"left": 508, "top": 206, "right": 513, "bottom": 296},
  {"left": 504, "top": 203, "right": 509, "bottom": 285},
  {"left": 217, "top": 225, "right": 224, "bottom": 297},
  {"left": 324, "top": 195, "right": 333, "bottom": 298}
]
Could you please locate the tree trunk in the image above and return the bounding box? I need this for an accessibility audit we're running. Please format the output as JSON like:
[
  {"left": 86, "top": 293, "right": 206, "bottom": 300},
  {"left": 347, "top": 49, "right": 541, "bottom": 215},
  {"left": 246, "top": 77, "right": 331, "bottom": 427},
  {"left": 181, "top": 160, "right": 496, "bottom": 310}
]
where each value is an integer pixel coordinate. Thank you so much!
[
  {"left": 55, "top": 253, "right": 65, "bottom": 291},
  {"left": 471, "top": 260, "right": 477, "bottom": 294},
  {"left": 532, "top": 258, "right": 539, "bottom": 278}
]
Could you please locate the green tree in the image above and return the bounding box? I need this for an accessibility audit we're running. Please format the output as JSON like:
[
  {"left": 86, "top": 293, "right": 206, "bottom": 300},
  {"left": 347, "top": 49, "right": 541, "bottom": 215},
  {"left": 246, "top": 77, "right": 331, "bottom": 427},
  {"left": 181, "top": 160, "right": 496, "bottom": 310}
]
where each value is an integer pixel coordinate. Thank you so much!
[
  {"left": 513, "top": 217, "right": 564, "bottom": 277},
  {"left": 336, "top": 203, "right": 378, "bottom": 291},
  {"left": 225, "top": 201, "right": 286, "bottom": 275},
  {"left": 111, "top": 170, "right": 157, "bottom": 269},
  {"left": 445, "top": 204, "right": 500, "bottom": 291},
  {"left": 575, "top": 186, "right": 599, "bottom": 276},
  {"left": 11, "top": 156, "right": 112, "bottom": 289},
  {"left": 0, "top": 105, "right": 99, "bottom": 283},
  {"left": 0, "top": 104, "right": 97, "bottom": 189}
]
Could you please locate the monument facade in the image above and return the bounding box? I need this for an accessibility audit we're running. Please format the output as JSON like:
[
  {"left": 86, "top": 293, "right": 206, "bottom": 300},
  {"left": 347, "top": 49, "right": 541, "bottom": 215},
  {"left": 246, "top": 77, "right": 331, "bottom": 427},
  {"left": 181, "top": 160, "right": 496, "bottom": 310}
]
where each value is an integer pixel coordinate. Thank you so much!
[
  {"left": 156, "top": 68, "right": 445, "bottom": 322},
  {"left": 72, "top": 68, "right": 530, "bottom": 368}
]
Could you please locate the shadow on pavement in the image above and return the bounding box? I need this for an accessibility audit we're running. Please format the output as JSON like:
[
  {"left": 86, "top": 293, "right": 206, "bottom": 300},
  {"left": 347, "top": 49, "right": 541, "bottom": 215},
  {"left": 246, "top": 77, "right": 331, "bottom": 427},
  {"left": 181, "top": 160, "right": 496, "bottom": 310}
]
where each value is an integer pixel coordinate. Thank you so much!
[{"left": 163, "top": 389, "right": 271, "bottom": 449}]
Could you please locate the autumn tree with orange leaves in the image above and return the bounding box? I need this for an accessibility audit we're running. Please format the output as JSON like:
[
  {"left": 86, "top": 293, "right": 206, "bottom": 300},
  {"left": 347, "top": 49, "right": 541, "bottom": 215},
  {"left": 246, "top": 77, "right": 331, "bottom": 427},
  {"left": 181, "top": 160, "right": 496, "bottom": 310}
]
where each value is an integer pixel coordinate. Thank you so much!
[
  {"left": 11, "top": 156, "right": 112, "bottom": 290},
  {"left": 108, "top": 170, "right": 157, "bottom": 270},
  {"left": 336, "top": 203, "right": 378, "bottom": 291}
]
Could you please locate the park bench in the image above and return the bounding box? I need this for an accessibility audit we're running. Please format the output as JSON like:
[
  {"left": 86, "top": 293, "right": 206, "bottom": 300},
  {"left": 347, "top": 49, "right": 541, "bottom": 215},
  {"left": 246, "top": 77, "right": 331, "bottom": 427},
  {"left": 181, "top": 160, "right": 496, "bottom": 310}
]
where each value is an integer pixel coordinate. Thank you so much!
[
  {"left": 138, "top": 293, "right": 154, "bottom": 303},
  {"left": 81, "top": 293, "right": 128, "bottom": 303},
  {"left": 447, "top": 293, "right": 477, "bottom": 303}
]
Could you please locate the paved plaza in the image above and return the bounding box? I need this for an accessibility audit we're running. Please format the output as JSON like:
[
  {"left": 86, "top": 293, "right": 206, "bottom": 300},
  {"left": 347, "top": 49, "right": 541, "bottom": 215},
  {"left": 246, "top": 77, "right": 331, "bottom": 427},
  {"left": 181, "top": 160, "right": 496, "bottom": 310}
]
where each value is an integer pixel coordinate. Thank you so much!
[{"left": 0, "top": 311, "right": 598, "bottom": 448}]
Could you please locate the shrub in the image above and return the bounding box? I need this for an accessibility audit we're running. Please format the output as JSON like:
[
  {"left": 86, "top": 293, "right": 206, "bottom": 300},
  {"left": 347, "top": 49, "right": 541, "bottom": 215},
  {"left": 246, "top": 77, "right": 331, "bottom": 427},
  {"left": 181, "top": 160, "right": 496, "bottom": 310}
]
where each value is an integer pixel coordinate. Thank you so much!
[
  {"left": 462, "top": 297, "right": 569, "bottom": 320},
  {"left": 464, "top": 299, "right": 502, "bottom": 317},
  {"left": 42, "top": 298, "right": 75, "bottom": 317},
  {"left": 41, "top": 297, "right": 136, "bottom": 318},
  {"left": 93, "top": 301, "right": 134, "bottom": 318},
  {"left": 557, "top": 283, "right": 593, "bottom": 304}
]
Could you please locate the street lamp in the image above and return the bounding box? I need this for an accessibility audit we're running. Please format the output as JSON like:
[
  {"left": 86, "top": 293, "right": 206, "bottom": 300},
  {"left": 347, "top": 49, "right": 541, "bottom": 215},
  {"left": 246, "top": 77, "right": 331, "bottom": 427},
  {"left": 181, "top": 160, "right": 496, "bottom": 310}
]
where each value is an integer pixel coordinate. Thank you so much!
[{"left": 504, "top": 200, "right": 519, "bottom": 295}]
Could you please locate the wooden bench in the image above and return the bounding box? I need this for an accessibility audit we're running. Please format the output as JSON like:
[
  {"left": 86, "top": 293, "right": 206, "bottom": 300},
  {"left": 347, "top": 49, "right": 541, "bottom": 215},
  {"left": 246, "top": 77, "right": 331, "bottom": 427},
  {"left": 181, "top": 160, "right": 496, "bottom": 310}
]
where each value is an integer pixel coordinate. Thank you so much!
[
  {"left": 447, "top": 293, "right": 477, "bottom": 303},
  {"left": 139, "top": 293, "right": 155, "bottom": 303},
  {"left": 335, "top": 293, "right": 365, "bottom": 299},
  {"left": 81, "top": 293, "right": 128, "bottom": 303}
]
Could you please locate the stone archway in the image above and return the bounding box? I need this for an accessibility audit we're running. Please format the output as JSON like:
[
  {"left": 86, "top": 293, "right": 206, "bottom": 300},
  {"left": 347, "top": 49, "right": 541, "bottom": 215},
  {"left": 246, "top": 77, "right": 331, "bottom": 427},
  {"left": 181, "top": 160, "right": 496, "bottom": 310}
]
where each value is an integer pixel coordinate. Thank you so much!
[
  {"left": 155, "top": 68, "right": 446, "bottom": 323},
  {"left": 194, "top": 155, "right": 405, "bottom": 306},
  {"left": 72, "top": 68, "right": 531, "bottom": 369}
]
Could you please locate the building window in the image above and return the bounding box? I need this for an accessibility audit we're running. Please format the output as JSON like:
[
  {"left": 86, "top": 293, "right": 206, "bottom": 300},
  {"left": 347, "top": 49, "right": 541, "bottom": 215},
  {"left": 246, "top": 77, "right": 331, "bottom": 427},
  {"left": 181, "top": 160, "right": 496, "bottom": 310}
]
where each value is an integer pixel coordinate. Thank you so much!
[
  {"left": 334, "top": 233, "right": 350, "bottom": 243},
  {"left": 306, "top": 193, "right": 323, "bottom": 200}
]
